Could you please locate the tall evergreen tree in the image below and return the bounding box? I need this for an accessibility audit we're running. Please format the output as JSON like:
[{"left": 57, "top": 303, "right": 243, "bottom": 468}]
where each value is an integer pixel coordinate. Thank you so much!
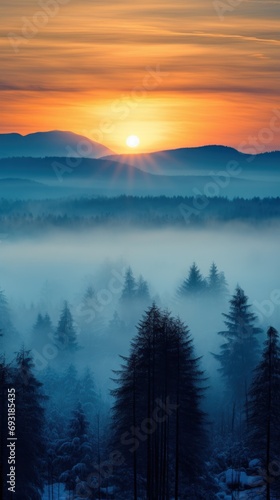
[
  {"left": 56, "top": 405, "right": 94, "bottom": 496},
  {"left": 136, "top": 275, "right": 151, "bottom": 303},
  {"left": 0, "top": 289, "right": 20, "bottom": 353},
  {"left": 53, "top": 301, "right": 79, "bottom": 355},
  {"left": 207, "top": 263, "right": 228, "bottom": 297},
  {"left": 30, "top": 312, "right": 53, "bottom": 352},
  {"left": 247, "top": 327, "right": 280, "bottom": 499},
  {"left": 13, "top": 348, "right": 47, "bottom": 499},
  {"left": 111, "top": 304, "right": 207, "bottom": 499},
  {"left": 213, "top": 286, "right": 261, "bottom": 412},
  {"left": 177, "top": 262, "right": 207, "bottom": 298},
  {"left": 120, "top": 267, "right": 137, "bottom": 302}
]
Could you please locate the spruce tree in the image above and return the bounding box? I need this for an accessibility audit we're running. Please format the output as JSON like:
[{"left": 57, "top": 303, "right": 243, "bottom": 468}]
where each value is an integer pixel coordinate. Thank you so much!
[
  {"left": 207, "top": 263, "right": 228, "bottom": 297},
  {"left": 53, "top": 301, "right": 79, "bottom": 354},
  {"left": 247, "top": 326, "right": 280, "bottom": 499},
  {"left": 214, "top": 286, "right": 261, "bottom": 411},
  {"left": 13, "top": 348, "right": 47, "bottom": 499},
  {"left": 120, "top": 267, "right": 137, "bottom": 302},
  {"left": 177, "top": 262, "right": 207, "bottom": 298},
  {"left": 56, "top": 405, "right": 94, "bottom": 496},
  {"left": 136, "top": 275, "right": 150, "bottom": 303},
  {"left": 0, "top": 289, "right": 20, "bottom": 353},
  {"left": 111, "top": 304, "right": 207, "bottom": 499},
  {"left": 31, "top": 312, "right": 53, "bottom": 352}
]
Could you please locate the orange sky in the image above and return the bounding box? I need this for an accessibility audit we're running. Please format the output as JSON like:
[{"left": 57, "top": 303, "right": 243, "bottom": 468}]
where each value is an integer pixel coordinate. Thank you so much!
[{"left": 1, "top": 0, "right": 280, "bottom": 153}]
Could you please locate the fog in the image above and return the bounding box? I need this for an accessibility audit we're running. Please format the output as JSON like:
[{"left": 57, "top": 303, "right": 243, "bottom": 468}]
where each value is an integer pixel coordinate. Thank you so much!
[
  {"left": 1, "top": 223, "right": 280, "bottom": 402},
  {"left": 1, "top": 224, "right": 279, "bottom": 302}
]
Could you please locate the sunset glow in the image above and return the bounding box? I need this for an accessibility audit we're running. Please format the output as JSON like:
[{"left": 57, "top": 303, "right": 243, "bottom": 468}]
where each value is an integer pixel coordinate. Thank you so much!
[
  {"left": 0, "top": 1, "right": 280, "bottom": 152},
  {"left": 126, "top": 135, "right": 140, "bottom": 148}
]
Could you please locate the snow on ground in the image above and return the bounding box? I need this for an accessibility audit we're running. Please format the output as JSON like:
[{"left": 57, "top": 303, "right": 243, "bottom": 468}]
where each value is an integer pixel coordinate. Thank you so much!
[{"left": 214, "top": 459, "right": 275, "bottom": 500}]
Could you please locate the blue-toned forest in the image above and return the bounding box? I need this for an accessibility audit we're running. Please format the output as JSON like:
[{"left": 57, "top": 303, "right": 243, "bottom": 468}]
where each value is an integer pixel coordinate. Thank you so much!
[{"left": 1, "top": 228, "right": 280, "bottom": 499}]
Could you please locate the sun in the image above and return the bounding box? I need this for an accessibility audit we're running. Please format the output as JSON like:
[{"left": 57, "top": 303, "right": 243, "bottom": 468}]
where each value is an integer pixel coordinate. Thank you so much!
[{"left": 126, "top": 135, "right": 140, "bottom": 148}]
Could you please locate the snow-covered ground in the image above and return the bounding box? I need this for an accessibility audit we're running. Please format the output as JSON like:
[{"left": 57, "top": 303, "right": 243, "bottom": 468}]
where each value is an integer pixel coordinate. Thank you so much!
[{"left": 214, "top": 458, "right": 279, "bottom": 499}]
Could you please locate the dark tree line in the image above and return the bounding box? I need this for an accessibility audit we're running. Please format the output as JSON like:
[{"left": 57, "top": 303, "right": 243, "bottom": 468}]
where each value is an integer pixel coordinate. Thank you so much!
[
  {"left": 1, "top": 265, "right": 280, "bottom": 498},
  {"left": 248, "top": 326, "right": 280, "bottom": 499},
  {"left": 1, "top": 196, "right": 280, "bottom": 236},
  {"left": 213, "top": 286, "right": 262, "bottom": 416},
  {"left": 0, "top": 349, "right": 46, "bottom": 500},
  {"left": 111, "top": 304, "right": 209, "bottom": 499}
]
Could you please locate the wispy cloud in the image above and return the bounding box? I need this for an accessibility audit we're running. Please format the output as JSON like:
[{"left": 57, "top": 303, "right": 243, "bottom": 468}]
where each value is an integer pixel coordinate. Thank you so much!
[{"left": 0, "top": 0, "right": 280, "bottom": 152}]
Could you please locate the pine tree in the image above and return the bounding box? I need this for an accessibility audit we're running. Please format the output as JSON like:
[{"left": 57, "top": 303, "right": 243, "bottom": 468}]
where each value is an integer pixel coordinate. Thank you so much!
[
  {"left": 56, "top": 405, "right": 94, "bottom": 496},
  {"left": 207, "top": 263, "right": 228, "bottom": 297},
  {"left": 247, "top": 326, "right": 280, "bottom": 499},
  {"left": 136, "top": 275, "right": 150, "bottom": 303},
  {"left": 177, "top": 262, "right": 207, "bottom": 298},
  {"left": 0, "top": 289, "right": 20, "bottom": 353},
  {"left": 30, "top": 312, "right": 53, "bottom": 352},
  {"left": 111, "top": 304, "right": 207, "bottom": 498},
  {"left": 120, "top": 267, "right": 137, "bottom": 302},
  {"left": 53, "top": 301, "right": 79, "bottom": 355},
  {"left": 13, "top": 348, "right": 47, "bottom": 499},
  {"left": 213, "top": 286, "right": 261, "bottom": 412}
]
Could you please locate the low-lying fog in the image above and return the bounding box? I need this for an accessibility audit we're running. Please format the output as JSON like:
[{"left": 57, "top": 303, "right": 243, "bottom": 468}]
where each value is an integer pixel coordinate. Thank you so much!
[
  {"left": 1, "top": 223, "right": 280, "bottom": 401},
  {"left": 1, "top": 224, "right": 279, "bottom": 302}
]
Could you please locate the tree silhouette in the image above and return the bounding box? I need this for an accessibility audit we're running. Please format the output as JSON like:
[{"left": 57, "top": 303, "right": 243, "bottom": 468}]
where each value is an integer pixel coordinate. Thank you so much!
[
  {"left": 213, "top": 286, "right": 261, "bottom": 414},
  {"left": 111, "top": 304, "right": 207, "bottom": 498},
  {"left": 207, "top": 263, "right": 228, "bottom": 297},
  {"left": 177, "top": 263, "right": 207, "bottom": 298},
  {"left": 248, "top": 326, "right": 280, "bottom": 499},
  {"left": 13, "top": 349, "right": 47, "bottom": 499},
  {"left": 31, "top": 312, "right": 53, "bottom": 352},
  {"left": 53, "top": 301, "right": 79, "bottom": 355},
  {"left": 120, "top": 267, "right": 137, "bottom": 302},
  {"left": 56, "top": 405, "right": 94, "bottom": 496}
]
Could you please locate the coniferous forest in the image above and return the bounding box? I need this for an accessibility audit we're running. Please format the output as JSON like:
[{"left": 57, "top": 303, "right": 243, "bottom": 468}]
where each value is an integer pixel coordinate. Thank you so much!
[
  {"left": 1, "top": 243, "right": 280, "bottom": 499},
  {"left": 2, "top": 0, "right": 280, "bottom": 495}
]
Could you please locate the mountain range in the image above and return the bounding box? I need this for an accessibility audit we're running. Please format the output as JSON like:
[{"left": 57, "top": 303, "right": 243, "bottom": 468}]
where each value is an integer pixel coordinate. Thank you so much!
[
  {"left": 106, "top": 145, "right": 280, "bottom": 178},
  {"left": 0, "top": 131, "right": 112, "bottom": 159},
  {"left": 0, "top": 131, "right": 279, "bottom": 198}
]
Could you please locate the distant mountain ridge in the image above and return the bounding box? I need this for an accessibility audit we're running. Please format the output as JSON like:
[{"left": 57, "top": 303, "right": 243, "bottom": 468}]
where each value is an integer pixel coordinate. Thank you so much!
[
  {"left": 105, "top": 145, "right": 280, "bottom": 176},
  {"left": 0, "top": 133, "right": 279, "bottom": 198},
  {"left": 0, "top": 155, "right": 279, "bottom": 198},
  {"left": 0, "top": 130, "right": 113, "bottom": 159}
]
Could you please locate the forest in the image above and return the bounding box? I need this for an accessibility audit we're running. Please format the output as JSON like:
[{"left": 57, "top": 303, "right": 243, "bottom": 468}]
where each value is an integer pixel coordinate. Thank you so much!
[
  {"left": 1, "top": 261, "right": 280, "bottom": 499},
  {"left": 0, "top": 196, "right": 280, "bottom": 238}
]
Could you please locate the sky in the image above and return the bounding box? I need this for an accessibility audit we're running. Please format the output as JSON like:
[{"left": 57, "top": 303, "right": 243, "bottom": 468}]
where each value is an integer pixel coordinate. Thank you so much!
[{"left": 1, "top": 0, "right": 280, "bottom": 153}]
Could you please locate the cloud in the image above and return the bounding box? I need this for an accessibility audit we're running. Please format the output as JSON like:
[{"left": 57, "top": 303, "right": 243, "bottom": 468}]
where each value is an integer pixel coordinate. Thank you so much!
[{"left": 0, "top": 0, "right": 280, "bottom": 151}]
